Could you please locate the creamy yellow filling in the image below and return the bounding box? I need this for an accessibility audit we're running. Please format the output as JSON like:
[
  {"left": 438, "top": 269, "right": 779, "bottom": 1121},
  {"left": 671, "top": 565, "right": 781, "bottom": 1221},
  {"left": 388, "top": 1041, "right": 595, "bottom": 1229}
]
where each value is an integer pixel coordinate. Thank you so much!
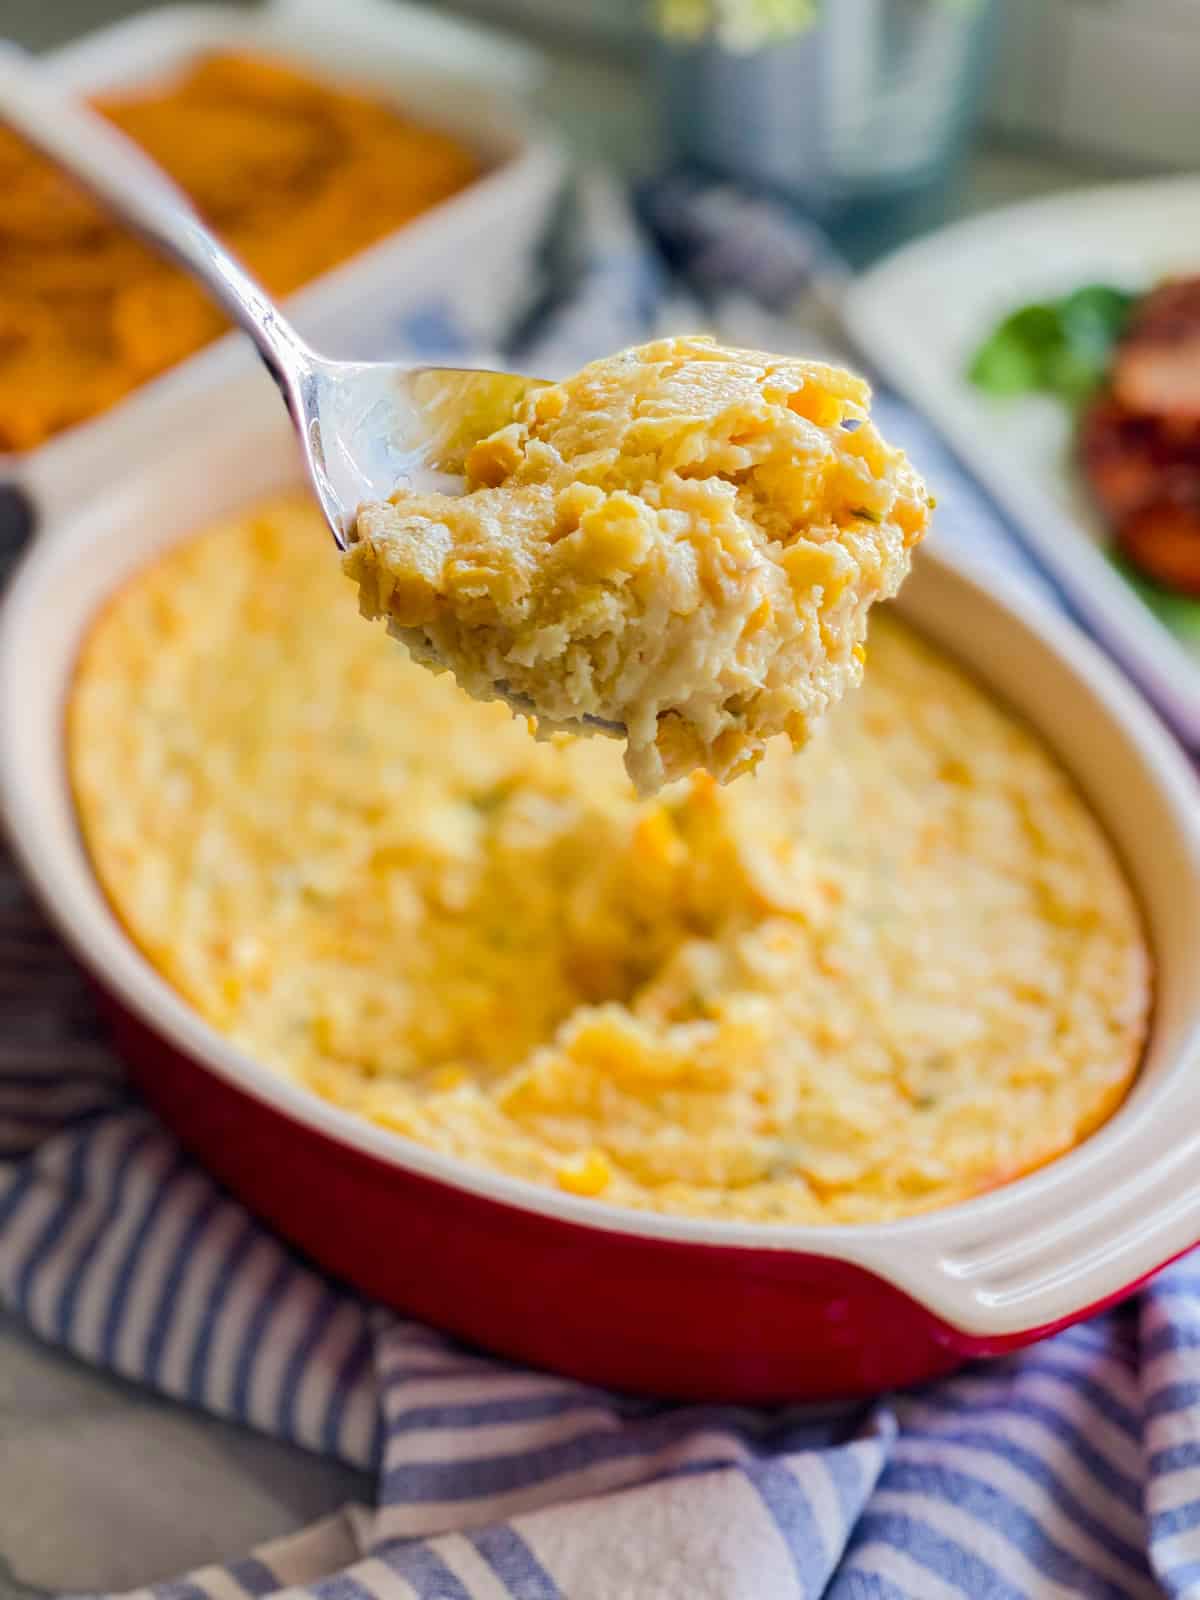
[
  {"left": 70, "top": 492, "right": 1148, "bottom": 1224},
  {"left": 346, "top": 337, "right": 932, "bottom": 794}
]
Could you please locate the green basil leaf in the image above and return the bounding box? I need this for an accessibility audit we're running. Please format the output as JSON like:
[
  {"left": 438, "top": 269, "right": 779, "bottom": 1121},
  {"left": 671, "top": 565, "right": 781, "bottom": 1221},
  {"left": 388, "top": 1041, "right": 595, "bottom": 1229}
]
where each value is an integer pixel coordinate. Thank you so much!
[{"left": 967, "top": 333, "right": 1043, "bottom": 395}]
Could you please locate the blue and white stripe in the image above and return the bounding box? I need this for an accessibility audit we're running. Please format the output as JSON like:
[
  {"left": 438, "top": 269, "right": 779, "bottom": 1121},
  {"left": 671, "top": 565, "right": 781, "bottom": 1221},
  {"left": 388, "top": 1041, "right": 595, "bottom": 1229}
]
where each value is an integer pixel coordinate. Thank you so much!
[{"left": 3, "top": 177, "right": 1198, "bottom": 1599}]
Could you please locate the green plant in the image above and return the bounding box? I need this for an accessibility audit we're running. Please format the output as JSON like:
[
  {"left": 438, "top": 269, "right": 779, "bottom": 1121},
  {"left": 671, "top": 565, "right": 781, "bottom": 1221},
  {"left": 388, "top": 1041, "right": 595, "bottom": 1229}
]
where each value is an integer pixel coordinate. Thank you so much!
[
  {"left": 653, "top": 0, "right": 973, "bottom": 50},
  {"left": 654, "top": 0, "right": 818, "bottom": 49},
  {"left": 968, "top": 285, "right": 1136, "bottom": 409}
]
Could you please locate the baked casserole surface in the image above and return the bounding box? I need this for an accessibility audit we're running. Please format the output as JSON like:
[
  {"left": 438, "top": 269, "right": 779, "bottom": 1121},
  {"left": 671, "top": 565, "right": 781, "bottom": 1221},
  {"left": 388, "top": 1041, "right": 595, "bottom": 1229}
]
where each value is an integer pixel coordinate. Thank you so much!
[{"left": 69, "top": 492, "right": 1149, "bottom": 1223}]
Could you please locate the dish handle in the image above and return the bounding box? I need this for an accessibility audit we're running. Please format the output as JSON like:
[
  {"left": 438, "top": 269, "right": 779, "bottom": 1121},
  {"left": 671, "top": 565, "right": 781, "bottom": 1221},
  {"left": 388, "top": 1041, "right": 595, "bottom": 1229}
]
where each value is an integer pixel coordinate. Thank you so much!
[{"left": 843, "top": 1057, "right": 1200, "bottom": 1341}]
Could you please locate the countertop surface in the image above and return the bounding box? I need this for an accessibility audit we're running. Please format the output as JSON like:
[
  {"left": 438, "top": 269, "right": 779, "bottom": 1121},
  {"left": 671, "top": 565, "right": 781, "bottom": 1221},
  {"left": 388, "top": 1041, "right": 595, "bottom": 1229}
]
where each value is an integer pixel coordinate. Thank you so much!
[
  {"left": 0, "top": 1316, "right": 369, "bottom": 1596},
  {"left": 0, "top": 8, "right": 1154, "bottom": 1595}
]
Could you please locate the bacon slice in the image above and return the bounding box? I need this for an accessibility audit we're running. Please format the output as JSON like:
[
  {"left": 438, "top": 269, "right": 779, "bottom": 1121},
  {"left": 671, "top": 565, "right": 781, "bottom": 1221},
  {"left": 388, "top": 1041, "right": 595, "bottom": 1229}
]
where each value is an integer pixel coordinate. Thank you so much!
[
  {"left": 1116, "top": 498, "right": 1200, "bottom": 597},
  {"left": 1113, "top": 279, "right": 1200, "bottom": 421},
  {"left": 1078, "top": 280, "right": 1200, "bottom": 597},
  {"left": 1079, "top": 394, "right": 1173, "bottom": 521}
]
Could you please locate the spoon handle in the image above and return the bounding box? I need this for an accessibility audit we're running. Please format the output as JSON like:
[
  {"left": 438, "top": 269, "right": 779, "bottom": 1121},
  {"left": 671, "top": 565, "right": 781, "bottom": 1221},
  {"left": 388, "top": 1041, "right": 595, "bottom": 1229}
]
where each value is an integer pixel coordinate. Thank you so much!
[{"left": 0, "top": 43, "right": 311, "bottom": 390}]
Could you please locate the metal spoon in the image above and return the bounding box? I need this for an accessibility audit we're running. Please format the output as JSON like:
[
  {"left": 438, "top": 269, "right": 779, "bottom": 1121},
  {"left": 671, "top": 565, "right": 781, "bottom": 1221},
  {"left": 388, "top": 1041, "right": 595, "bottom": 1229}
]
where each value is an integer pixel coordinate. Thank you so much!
[{"left": 0, "top": 46, "right": 621, "bottom": 731}]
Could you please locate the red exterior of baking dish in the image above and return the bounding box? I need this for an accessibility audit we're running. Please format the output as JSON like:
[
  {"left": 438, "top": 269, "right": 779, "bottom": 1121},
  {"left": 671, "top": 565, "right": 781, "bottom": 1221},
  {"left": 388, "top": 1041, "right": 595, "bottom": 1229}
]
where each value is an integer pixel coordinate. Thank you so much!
[{"left": 99, "top": 991, "right": 1184, "bottom": 1403}]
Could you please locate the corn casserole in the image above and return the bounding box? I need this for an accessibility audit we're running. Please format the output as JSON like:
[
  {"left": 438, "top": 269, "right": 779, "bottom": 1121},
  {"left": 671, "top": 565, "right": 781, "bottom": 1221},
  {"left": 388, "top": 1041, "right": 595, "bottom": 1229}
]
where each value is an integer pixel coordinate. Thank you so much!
[
  {"left": 346, "top": 338, "right": 933, "bottom": 795},
  {"left": 69, "top": 492, "right": 1149, "bottom": 1224}
]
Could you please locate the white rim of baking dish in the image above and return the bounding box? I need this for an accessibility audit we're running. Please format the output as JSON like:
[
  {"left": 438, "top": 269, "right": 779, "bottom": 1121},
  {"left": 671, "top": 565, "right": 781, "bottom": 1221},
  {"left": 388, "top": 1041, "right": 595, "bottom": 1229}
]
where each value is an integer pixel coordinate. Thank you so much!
[
  {"left": 1, "top": 391, "right": 1198, "bottom": 1344},
  {"left": 3, "top": 0, "right": 563, "bottom": 524}
]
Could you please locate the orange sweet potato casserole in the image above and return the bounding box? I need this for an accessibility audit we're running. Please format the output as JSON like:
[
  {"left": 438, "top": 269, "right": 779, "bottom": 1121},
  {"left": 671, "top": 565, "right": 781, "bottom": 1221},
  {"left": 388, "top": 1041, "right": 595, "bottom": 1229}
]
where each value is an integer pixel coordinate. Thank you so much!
[{"left": 0, "top": 51, "right": 480, "bottom": 451}]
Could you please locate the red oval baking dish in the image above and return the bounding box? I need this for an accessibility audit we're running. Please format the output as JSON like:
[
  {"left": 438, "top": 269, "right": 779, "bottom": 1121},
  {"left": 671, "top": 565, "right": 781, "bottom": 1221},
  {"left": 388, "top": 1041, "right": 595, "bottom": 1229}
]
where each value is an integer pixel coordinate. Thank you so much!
[{"left": 2, "top": 382, "right": 1199, "bottom": 1403}]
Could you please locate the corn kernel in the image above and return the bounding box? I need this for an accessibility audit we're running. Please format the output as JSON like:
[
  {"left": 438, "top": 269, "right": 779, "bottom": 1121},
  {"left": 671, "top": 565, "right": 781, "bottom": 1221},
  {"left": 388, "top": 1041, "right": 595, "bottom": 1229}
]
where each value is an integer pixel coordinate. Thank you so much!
[
  {"left": 466, "top": 424, "right": 523, "bottom": 487},
  {"left": 554, "top": 481, "right": 605, "bottom": 537},
  {"left": 374, "top": 1106, "right": 419, "bottom": 1137},
  {"left": 744, "top": 596, "right": 773, "bottom": 636},
  {"left": 893, "top": 486, "right": 933, "bottom": 546},
  {"left": 786, "top": 384, "right": 843, "bottom": 428},
  {"left": 711, "top": 728, "right": 762, "bottom": 783},
  {"left": 574, "top": 495, "right": 653, "bottom": 578},
  {"left": 687, "top": 769, "right": 718, "bottom": 806},
  {"left": 781, "top": 539, "right": 850, "bottom": 600},
  {"left": 632, "top": 807, "right": 681, "bottom": 870},
  {"left": 568, "top": 1011, "right": 648, "bottom": 1075},
  {"left": 531, "top": 384, "right": 567, "bottom": 424},
  {"left": 556, "top": 1149, "right": 611, "bottom": 1197},
  {"left": 784, "top": 709, "right": 813, "bottom": 748},
  {"left": 432, "top": 1065, "right": 467, "bottom": 1091}
]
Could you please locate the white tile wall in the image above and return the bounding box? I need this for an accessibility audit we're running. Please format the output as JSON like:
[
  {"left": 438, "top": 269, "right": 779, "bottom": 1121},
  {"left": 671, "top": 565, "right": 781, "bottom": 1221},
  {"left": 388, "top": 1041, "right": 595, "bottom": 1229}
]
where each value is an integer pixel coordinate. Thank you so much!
[
  {"left": 448, "top": 0, "right": 1199, "bottom": 170},
  {"left": 443, "top": 0, "right": 643, "bottom": 48},
  {"left": 985, "top": 0, "right": 1200, "bottom": 168}
]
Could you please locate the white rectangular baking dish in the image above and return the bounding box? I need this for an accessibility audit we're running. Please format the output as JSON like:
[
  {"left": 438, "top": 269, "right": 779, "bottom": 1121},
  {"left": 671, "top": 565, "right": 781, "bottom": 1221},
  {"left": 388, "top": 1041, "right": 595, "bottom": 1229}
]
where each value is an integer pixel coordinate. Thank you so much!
[{"left": 3, "top": 0, "right": 565, "bottom": 528}]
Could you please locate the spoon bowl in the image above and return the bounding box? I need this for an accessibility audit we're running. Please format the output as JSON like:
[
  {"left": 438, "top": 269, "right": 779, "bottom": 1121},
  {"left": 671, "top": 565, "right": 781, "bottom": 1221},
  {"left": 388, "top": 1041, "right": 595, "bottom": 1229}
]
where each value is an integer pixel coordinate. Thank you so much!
[{"left": 293, "top": 360, "right": 549, "bottom": 546}]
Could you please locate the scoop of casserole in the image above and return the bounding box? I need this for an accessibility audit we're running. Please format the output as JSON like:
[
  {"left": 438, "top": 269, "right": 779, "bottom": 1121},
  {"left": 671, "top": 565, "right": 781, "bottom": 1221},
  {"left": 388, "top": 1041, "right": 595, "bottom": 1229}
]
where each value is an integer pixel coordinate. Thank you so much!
[{"left": 346, "top": 337, "right": 932, "bottom": 794}]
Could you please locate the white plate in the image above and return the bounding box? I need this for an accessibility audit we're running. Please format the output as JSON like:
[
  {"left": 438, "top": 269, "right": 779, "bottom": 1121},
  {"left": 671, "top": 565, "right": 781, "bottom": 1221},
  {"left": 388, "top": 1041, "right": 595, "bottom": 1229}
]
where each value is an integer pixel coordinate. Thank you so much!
[
  {"left": 4, "top": 0, "right": 564, "bottom": 529},
  {"left": 844, "top": 175, "right": 1200, "bottom": 745}
]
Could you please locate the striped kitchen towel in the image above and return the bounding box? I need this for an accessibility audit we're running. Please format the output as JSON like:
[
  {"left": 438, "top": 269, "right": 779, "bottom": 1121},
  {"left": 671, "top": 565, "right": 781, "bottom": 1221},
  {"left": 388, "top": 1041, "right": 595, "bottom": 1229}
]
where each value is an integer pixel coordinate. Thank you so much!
[{"left": 2, "top": 176, "right": 1198, "bottom": 1600}]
